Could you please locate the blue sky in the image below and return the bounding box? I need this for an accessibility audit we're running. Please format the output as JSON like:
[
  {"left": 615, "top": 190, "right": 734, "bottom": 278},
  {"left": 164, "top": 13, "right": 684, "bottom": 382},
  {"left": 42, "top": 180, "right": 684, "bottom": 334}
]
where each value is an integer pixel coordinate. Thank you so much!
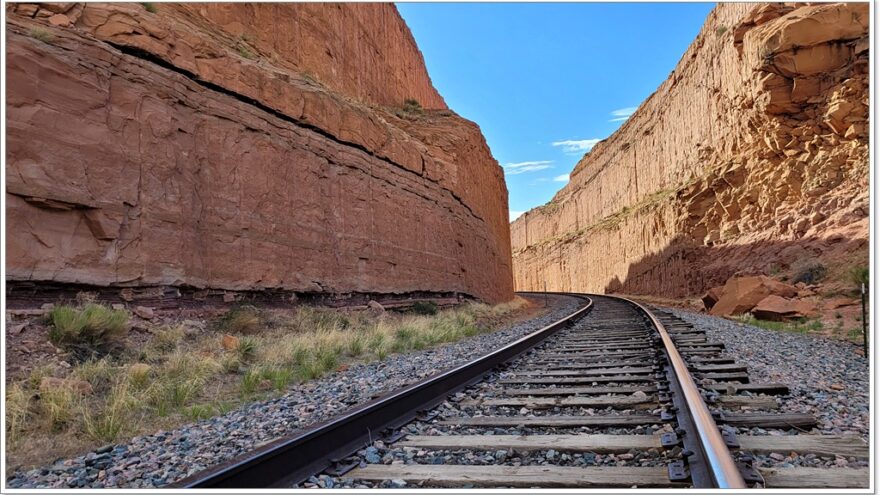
[{"left": 396, "top": 2, "right": 715, "bottom": 221}]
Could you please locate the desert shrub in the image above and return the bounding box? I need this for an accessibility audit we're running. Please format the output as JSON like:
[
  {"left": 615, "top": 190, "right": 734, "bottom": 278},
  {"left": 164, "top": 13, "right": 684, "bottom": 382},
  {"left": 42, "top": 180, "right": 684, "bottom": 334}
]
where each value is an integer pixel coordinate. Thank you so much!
[
  {"left": 237, "top": 337, "right": 258, "bottom": 362},
  {"left": 410, "top": 301, "right": 438, "bottom": 315},
  {"left": 220, "top": 354, "right": 241, "bottom": 374},
  {"left": 27, "top": 365, "right": 56, "bottom": 389},
  {"left": 183, "top": 404, "right": 215, "bottom": 422},
  {"left": 48, "top": 304, "right": 130, "bottom": 360},
  {"left": 28, "top": 28, "right": 53, "bottom": 42},
  {"left": 403, "top": 98, "right": 422, "bottom": 113},
  {"left": 140, "top": 2, "right": 157, "bottom": 13},
  {"left": 790, "top": 259, "right": 827, "bottom": 284},
  {"left": 240, "top": 368, "right": 265, "bottom": 396},
  {"left": 849, "top": 265, "right": 869, "bottom": 290},
  {"left": 72, "top": 358, "right": 115, "bottom": 393},
  {"left": 127, "top": 363, "right": 151, "bottom": 390},
  {"left": 216, "top": 305, "right": 263, "bottom": 334},
  {"left": 346, "top": 333, "right": 367, "bottom": 357},
  {"left": 39, "top": 386, "right": 77, "bottom": 431},
  {"left": 740, "top": 316, "right": 823, "bottom": 334},
  {"left": 234, "top": 35, "right": 256, "bottom": 60},
  {"left": 5, "top": 384, "right": 30, "bottom": 446},
  {"left": 149, "top": 325, "right": 184, "bottom": 352},
  {"left": 82, "top": 383, "right": 136, "bottom": 442},
  {"left": 148, "top": 352, "right": 219, "bottom": 415}
]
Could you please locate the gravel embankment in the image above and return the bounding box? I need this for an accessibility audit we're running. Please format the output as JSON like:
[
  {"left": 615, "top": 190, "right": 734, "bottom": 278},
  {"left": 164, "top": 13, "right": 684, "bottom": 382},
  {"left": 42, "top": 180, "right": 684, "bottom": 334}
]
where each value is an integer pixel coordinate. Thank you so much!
[
  {"left": 6, "top": 295, "right": 584, "bottom": 489},
  {"left": 666, "top": 308, "right": 870, "bottom": 474}
]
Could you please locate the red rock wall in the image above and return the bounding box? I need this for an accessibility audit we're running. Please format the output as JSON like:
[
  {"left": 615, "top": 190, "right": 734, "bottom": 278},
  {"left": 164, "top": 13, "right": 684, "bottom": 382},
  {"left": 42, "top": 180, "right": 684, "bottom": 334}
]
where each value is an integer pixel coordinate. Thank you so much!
[
  {"left": 511, "top": 3, "right": 869, "bottom": 297},
  {"left": 5, "top": 3, "right": 514, "bottom": 303},
  {"left": 169, "top": 3, "right": 447, "bottom": 109}
]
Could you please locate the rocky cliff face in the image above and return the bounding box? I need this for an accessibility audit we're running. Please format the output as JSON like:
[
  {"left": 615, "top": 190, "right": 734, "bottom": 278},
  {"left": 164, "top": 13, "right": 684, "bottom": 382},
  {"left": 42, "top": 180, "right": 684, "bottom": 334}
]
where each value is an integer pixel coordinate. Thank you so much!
[
  {"left": 6, "top": 3, "right": 514, "bottom": 303},
  {"left": 511, "top": 3, "right": 869, "bottom": 298}
]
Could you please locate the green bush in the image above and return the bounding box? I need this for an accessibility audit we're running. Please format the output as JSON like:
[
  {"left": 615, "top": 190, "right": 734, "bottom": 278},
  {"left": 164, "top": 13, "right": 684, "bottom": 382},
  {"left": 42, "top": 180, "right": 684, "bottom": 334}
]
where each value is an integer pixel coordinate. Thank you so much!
[
  {"left": 403, "top": 98, "right": 422, "bottom": 113},
  {"left": 410, "top": 301, "right": 438, "bottom": 315},
  {"left": 48, "top": 304, "right": 130, "bottom": 359},
  {"left": 140, "top": 2, "right": 157, "bottom": 13},
  {"left": 237, "top": 337, "right": 258, "bottom": 362},
  {"left": 849, "top": 266, "right": 869, "bottom": 290}
]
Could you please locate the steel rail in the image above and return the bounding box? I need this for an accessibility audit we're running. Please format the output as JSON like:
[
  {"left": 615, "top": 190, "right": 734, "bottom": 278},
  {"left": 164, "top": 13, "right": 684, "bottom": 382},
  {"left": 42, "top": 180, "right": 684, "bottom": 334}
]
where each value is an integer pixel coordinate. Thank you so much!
[
  {"left": 172, "top": 293, "right": 593, "bottom": 488},
  {"left": 615, "top": 295, "right": 747, "bottom": 488}
]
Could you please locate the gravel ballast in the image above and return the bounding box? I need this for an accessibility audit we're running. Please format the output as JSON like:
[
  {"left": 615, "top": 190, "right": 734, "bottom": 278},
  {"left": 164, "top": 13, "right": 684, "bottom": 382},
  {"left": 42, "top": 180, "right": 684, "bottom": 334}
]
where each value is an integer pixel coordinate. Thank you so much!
[
  {"left": 331, "top": 303, "right": 870, "bottom": 489},
  {"left": 6, "top": 295, "right": 584, "bottom": 489},
  {"left": 666, "top": 307, "right": 870, "bottom": 475},
  {"left": 665, "top": 308, "right": 869, "bottom": 439}
]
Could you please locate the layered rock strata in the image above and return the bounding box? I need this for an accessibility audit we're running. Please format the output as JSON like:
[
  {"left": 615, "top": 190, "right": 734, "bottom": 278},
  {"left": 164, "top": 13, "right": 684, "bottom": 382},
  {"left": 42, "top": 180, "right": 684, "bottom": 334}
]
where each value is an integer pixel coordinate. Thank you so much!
[
  {"left": 511, "top": 3, "right": 869, "bottom": 297},
  {"left": 6, "top": 3, "right": 514, "bottom": 304}
]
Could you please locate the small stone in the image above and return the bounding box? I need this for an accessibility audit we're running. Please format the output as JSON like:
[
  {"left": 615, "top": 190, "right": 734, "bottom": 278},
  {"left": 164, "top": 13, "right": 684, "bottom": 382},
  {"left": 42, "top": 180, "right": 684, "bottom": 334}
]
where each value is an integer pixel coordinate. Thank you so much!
[
  {"left": 389, "top": 478, "right": 407, "bottom": 488},
  {"left": 769, "top": 453, "right": 786, "bottom": 461},
  {"left": 364, "top": 446, "right": 381, "bottom": 464},
  {"left": 221, "top": 334, "right": 240, "bottom": 351},
  {"left": 9, "top": 322, "right": 28, "bottom": 335},
  {"left": 134, "top": 306, "right": 155, "bottom": 320}
]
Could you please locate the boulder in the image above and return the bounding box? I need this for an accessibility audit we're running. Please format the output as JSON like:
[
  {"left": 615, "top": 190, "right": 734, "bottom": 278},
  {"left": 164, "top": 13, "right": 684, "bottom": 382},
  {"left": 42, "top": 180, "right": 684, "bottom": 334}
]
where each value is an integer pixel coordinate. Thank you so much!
[
  {"left": 39, "top": 376, "right": 93, "bottom": 395},
  {"left": 701, "top": 286, "right": 724, "bottom": 310},
  {"left": 751, "top": 295, "right": 817, "bottom": 320},
  {"left": 709, "top": 275, "right": 798, "bottom": 316},
  {"left": 824, "top": 297, "right": 859, "bottom": 310}
]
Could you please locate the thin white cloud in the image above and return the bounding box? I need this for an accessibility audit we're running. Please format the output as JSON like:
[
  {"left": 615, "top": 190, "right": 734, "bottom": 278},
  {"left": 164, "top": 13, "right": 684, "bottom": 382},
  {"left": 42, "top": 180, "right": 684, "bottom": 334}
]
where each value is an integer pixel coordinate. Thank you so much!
[
  {"left": 609, "top": 106, "right": 637, "bottom": 122},
  {"left": 553, "top": 173, "right": 570, "bottom": 182},
  {"left": 552, "top": 139, "right": 601, "bottom": 154},
  {"left": 503, "top": 160, "right": 553, "bottom": 175},
  {"left": 610, "top": 106, "right": 637, "bottom": 117},
  {"left": 509, "top": 210, "right": 525, "bottom": 222},
  {"left": 504, "top": 160, "right": 552, "bottom": 169}
]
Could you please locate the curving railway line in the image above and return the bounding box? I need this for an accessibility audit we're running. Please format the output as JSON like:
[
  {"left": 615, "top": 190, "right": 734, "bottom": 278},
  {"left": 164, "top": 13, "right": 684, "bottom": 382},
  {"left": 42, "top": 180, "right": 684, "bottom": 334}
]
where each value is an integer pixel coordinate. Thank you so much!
[{"left": 174, "top": 293, "right": 868, "bottom": 489}]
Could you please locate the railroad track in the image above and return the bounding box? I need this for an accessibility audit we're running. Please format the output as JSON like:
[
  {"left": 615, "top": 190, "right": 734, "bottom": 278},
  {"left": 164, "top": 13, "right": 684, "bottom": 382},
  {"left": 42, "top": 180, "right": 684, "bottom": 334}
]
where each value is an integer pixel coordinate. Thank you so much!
[{"left": 175, "top": 293, "right": 868, "bottom": 489}]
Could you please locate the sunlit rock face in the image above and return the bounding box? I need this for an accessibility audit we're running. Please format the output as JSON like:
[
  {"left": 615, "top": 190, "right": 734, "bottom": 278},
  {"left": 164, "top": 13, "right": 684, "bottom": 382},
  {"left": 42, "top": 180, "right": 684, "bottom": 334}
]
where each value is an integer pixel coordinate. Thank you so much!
[
  {"left": 6, "top": 3, "right": 514, "bottom": 303},
  {"left": 511, "top": 3, "right": 868, "bottom": 298}
]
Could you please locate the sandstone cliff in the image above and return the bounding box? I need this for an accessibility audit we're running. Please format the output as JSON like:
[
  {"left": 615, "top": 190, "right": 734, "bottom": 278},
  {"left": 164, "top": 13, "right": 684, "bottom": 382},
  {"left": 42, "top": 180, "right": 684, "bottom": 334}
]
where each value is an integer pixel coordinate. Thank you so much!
[
  {"left": 6, "top": 3, "right": 514, "bottom": 304},
  {"left": 511, "top": 3, "right": 869, "bottom": 298}
]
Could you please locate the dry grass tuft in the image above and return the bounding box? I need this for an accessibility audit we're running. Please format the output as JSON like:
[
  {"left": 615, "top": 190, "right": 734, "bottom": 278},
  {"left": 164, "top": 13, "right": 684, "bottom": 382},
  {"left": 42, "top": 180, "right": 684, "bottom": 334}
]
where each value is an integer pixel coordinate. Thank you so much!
[
  {"left": 215, "top": 306, "right": 264, "bottom": 335},
  {"left": 6, "top": 297, "right": 529, "bottom": 472},
  {"left": 48, "top": 304, "right": 129, "bottom": 360}
]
